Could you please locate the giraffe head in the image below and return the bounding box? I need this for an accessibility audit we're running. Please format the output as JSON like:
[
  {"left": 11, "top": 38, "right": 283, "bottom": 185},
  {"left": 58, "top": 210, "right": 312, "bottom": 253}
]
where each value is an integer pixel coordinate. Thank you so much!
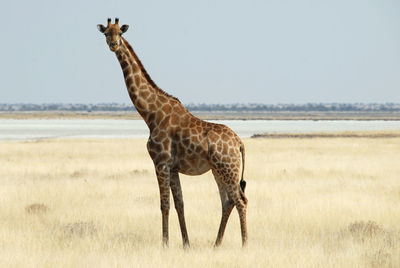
[{"left": 97, "top": 18, "right": 129, "bottom": 52}]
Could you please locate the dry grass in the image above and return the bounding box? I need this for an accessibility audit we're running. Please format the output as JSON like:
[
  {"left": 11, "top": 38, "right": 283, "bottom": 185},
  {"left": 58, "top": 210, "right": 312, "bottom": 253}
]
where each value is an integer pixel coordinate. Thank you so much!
[{"left": 1, "top": 135, "right": 400, "bottom": 267}]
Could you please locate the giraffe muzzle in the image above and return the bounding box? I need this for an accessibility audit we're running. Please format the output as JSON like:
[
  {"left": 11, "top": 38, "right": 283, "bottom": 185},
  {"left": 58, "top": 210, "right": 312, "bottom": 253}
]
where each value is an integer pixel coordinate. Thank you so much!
[{"left": 110, "top": 41, "right": 119, "bottom": 51}]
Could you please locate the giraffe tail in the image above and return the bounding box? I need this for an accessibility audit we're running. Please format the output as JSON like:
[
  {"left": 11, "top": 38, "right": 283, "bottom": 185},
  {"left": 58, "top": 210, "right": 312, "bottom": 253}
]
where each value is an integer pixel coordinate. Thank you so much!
[{"left": 239, "top": 142, "right": 247, "bottom": 200}]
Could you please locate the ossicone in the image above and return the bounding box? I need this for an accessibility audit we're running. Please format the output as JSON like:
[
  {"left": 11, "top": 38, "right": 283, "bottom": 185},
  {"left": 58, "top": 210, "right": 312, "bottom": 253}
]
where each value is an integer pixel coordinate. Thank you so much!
[{"left": 97, "top": 18, "right": 130, "bottom": 34}]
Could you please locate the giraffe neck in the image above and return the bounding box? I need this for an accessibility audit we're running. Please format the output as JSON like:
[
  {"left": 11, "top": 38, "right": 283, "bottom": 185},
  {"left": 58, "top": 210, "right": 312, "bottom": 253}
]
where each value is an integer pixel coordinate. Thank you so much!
[{"left": 115, "top": 37, "right": 180, "bottom": 129}]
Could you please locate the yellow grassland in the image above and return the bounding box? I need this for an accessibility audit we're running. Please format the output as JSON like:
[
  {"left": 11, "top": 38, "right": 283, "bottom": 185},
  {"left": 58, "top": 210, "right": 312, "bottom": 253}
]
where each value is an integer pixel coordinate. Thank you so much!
[{"left": 1, "top": 135, "right": 400, "bottom": 267}]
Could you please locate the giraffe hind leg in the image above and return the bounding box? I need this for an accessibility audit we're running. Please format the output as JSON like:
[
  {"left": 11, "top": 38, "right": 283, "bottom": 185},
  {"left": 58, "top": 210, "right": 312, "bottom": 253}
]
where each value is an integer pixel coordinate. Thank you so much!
[
  {"left": 230, "top": 184, "right": 248, "bottom": 246},
  {"left": 213, "top": 175, "right": 235, "bottom": 247}
]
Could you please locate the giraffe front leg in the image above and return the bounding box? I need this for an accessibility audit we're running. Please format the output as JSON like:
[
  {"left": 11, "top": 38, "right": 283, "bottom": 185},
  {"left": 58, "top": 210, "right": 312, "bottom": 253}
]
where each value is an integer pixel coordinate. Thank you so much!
[
  {"left": 155, "top": 164, "right": 170, "bottom": 247},
  {"left": 170, "top": 171, "right": 190, "bottom": 248}
]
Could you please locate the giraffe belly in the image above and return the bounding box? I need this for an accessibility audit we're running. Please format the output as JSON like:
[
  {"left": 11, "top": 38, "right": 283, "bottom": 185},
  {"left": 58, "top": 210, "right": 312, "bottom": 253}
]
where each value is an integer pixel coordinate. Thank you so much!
[{"left": 178, "top": 157, "right": 211, "bottom": 176}]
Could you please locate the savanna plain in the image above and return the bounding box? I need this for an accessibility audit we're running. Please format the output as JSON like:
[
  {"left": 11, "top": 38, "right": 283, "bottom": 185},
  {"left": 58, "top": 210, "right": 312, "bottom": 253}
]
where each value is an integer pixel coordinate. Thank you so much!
[{"left": 1, "top": 133, "right": 400, "bottom": 267}]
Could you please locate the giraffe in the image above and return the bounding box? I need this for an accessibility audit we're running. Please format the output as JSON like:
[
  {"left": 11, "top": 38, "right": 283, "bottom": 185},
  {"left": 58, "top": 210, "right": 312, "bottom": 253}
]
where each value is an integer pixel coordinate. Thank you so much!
[{"left": 97, "top": 18, "right": 248, "bottom": 247}]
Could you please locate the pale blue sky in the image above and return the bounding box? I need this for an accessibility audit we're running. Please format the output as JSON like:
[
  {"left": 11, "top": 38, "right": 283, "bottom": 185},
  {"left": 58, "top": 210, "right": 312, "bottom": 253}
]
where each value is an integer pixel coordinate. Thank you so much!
[{"left": 1, "top": 0, "right": 399, "bottom": 104}]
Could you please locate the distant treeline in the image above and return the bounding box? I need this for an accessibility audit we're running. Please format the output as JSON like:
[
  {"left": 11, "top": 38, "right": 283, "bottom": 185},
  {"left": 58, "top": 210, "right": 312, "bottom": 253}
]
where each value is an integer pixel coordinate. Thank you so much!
[{"left": 1, "top": 103, "right": 400, "bottom": 112}]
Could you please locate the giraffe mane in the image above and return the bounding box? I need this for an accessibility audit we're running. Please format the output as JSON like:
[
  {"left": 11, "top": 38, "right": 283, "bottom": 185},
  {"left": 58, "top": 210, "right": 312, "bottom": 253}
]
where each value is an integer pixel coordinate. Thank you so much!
[{"left": 121, "top": 37, "right": 181, "bottom": 103}]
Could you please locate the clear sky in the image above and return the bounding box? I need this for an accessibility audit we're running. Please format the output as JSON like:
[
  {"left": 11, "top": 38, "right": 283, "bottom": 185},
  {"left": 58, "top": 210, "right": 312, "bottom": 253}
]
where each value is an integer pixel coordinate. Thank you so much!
[{"left": 1, "top": 0, "right": 399, "bottom": 104}]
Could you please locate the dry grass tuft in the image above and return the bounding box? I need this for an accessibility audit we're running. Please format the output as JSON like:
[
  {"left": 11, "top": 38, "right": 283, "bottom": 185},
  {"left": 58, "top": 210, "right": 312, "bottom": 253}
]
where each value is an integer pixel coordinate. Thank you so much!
[
  {"left": 59, "top": 221, "right": 98, "bottom": 238},
  {"left": 347, "top": 221, "right": 394, "bottom": 245},
  {"left": 324, "top": 221, "right": 400, "bottom": 267},
  {"left": 25, "top": 203, "right": 49, "bottom": 214},
  {"left": 70, "top": 170, "right": 86, "bottom": 178}
]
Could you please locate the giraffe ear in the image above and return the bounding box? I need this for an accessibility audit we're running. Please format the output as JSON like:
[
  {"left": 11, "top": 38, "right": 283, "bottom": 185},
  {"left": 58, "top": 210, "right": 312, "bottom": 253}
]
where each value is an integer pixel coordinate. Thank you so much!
[
  {"left": 120, "top": 24, "right": 129, "bottom": 33},
  {"left": 97, "top": 24, "right": 106, "bottom": 33}
]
